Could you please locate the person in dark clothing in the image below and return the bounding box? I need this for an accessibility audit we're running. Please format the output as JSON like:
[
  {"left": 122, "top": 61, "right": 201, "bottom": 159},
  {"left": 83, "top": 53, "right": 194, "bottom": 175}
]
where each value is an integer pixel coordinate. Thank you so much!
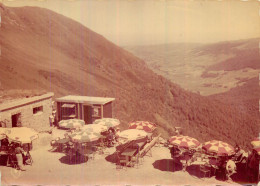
[
  {"left": 13, "top": 143, "right": 26, "bottom": 171},
  {"left": 107, "top": 130, "right": 114, "bottom": 147},
  {"left": 217, "top": 156, "right": 228, "bottom": 181},
  {"left": 1, "top": 138, "right": 9, "bottom": 150}
]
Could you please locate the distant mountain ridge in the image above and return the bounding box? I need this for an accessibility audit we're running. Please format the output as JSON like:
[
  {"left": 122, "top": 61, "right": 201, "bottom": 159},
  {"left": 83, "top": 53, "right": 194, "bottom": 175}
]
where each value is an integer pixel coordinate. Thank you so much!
[{"left": 0, "top": 3, "right": 258, "bottom": 150}]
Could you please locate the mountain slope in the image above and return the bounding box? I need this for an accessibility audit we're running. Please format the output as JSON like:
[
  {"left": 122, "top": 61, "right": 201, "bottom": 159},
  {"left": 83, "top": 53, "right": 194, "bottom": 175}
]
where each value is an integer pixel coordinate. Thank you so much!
[{"left": 0, "top": 3, "right": 258, "bottom": 150}]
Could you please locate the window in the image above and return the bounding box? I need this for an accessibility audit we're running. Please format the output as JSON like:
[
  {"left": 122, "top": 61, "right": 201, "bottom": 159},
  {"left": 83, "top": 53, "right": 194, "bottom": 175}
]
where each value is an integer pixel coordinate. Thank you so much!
[
  {"left": 61, "top": 103, "right": 76, "bottom": 119},
  {"left": 92, "top": 106, "right": 101, "bottom": 117},
  {"left": 33, "top": 106, "right": 43, "bottom": 115}
]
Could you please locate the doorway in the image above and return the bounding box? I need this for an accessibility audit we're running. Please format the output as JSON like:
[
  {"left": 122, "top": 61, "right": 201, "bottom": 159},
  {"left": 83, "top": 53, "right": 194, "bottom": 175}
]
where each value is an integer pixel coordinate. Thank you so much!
[
  {"left": 12, "top": 113, "right": 21, "bottom": 127},
  {"left": 83, "top": 105, "right": 92, "bottom": 124}
]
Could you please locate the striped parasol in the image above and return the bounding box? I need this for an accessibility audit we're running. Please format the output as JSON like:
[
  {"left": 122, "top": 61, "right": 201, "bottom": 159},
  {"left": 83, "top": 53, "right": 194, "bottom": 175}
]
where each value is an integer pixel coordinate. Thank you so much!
[
  {"left": 251, "top": 136, "right": 260, "bottom": 148},
  {"left": 254, "top": 147, "right": 260, "bottom": 156},
  {"left": 59, "top": 119, "right": 85, "bottom": 129},
  {"left": 128, "top": 121, "right": 156, "bottom": 133},
  {"left": 203, "top": 140, "right": 235, "bottom": 156},
  {"left": 70, "top": 131, "right": 101, "bottom": 143},
  {"left": 6, "top": 127, "right": 38, "bottom": 144},
  {"left": 0, "top": 128, "right": 8, "bottom": 140},
  {"left": 168, "top": 135, "right": 200, "bottom": 149},
  {"left": 93, "top": 118, "right": 120, "bottom": 128}
]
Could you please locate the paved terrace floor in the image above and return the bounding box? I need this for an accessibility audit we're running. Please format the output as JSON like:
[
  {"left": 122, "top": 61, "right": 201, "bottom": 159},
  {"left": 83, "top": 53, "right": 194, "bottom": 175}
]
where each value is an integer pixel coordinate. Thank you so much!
[{"left": 0, "top": 130, "right": 239, "bottom": 185}]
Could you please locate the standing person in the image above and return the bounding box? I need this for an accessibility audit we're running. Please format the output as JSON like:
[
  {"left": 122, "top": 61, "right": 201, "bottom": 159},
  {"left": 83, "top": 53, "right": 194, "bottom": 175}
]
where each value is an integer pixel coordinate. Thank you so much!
[
  {"left": 49, "top": 114, "right": 54, "bottom": 127},
  {"left": 14, "top": 143, "right": 26, "bottom": 171},
  {"left": 115, "top": 127, "right": 121, "bottom": 143}
]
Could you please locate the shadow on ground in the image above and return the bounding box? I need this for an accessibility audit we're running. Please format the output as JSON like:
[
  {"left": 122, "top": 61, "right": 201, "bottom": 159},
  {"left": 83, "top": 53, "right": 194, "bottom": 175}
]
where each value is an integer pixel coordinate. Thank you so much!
[
  {"left": 59, "top": 155, "right": 88, "bottom": 165},
  {"left": 0, "top": 155, "right": 8, "bottom": 166},
  {"left": 152, "top": 159, "right": 182, "bottom": 172},
  {"left": 186, "top": 165, "right": 215, "bottom": 179},
  {"left": 105, "top": 152, "right": 118, "bottom": 164},
  {"left": 230, "top": 163, "right": 254, "bottom": 185}
]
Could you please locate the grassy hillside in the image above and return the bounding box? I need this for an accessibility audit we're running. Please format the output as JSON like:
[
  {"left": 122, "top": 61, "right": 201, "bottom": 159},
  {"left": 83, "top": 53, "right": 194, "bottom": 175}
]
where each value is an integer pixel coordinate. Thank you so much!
[{"left": 0, "top": 3, "right": 258, "bottom": 150}]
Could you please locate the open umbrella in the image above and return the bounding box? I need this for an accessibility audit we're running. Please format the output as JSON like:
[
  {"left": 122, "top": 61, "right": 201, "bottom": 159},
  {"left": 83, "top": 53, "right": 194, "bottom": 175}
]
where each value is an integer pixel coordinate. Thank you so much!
[
  {"left": 93, "top": 118, "right": 120, "bottom": 128},
  {"left": 81, "top": 124, "right": 108, "bottom": 134},
  {"left": 70, "top": 131, "right": 101, "bottom": 143},
  {"left": 254, "top": 147, "right": 260, "bottom": 156},
  {"left": 59, "top": 119, "right": 85, "bottom": 129},
  {"left": 168, "top": 135, "right": 200, "bottom": 149},
  {"left": 128, "top": 121, "right": 156, "bottom": 133},
  {"left": 251, "top": 136, "right": 260, "bottom": 148},
  {"left": 6, "top": 127, "right": 38, "bottom": 144},
  {"left": 118, "top": 129, "right": 147, "bottom": 141},
  {"left": 0, "top": 128, "right": 8, "bottom": 140},
  {"left": 203, "top": 140, "right": 235, "bottom": 156}
]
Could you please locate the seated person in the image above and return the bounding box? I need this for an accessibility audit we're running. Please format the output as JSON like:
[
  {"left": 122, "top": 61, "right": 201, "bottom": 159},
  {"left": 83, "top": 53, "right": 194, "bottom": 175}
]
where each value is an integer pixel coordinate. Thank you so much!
[
  {"left": 0, "top": 138, "right": 9, "bottom": 151},
  {"left": 106, "top": 130, "right": 114, "bottom": 147},
  {"left": 226, "top": 159, "right": 236, "bottom": 180},
  {"left": 114, "top": 128, "right": 121, "bottom": 142},
  {"left": 233, "top": 144, "right": 246, "bottom": 162},
  {"left": 170, "top": 146, "right": 181, "bottom": 158},
  {"left": 12, "top": 143, "right": 26, "bottom": 171}
]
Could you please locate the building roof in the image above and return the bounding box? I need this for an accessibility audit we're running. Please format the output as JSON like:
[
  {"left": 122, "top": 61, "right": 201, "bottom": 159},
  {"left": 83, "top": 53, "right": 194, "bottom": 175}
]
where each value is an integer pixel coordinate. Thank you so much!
[
  {"left": 0, "top": 92, "right": 54, "bottom": 112},
  {"left": 56, "top": 95, "right": 115, "bottom": 105}
]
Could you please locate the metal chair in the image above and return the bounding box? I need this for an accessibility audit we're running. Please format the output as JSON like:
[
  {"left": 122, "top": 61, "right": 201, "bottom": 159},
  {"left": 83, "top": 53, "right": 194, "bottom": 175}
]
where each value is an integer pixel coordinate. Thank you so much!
[
  {"left": 7, "top": 153, "right": 19, "bottom": 170},
  {"left": 130, "top": 153, "right": 140, "bottom": 168},
  {"left": 200, "top": 164, "right": 211, "bottom": 178},
  {"left": 116, "top": 151, "right": 128, "bottom": 170}
]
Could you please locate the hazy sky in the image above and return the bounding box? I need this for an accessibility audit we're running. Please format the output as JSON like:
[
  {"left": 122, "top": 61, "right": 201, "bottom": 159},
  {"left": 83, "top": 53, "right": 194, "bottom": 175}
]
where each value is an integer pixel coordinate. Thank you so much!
[{"left": 2, "top": 0, "right": 260, "bottom": 46}]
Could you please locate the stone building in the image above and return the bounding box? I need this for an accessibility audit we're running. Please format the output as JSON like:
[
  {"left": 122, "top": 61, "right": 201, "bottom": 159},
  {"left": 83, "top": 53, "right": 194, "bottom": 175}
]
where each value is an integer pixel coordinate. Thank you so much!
[{"left": 0, "top": 92, "right": 54, "bottom": 131}]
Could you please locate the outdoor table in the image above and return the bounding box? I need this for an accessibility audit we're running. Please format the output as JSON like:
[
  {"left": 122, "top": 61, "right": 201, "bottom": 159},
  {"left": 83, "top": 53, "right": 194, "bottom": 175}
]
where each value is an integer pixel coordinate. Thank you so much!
[
  {"left": 121, "top": 148, "right": 137, "bottom": 166},
  {"left": 56, "top": 138, "right": 70, "bottom": 145},
  {"left": 77, "top": 148, "right": 95, "bottom": 160},
  {"left": 190, "top": 160, "right": 208, "bottom": 166},
  {"left": 136, "top": 141, "right": 146, "bottom": 150},
  {"left": 121, "top": 148, "right": 137, "bottom": 156},
  {"left": 56, "top": 138, "right": 70, "bottom": 151}
]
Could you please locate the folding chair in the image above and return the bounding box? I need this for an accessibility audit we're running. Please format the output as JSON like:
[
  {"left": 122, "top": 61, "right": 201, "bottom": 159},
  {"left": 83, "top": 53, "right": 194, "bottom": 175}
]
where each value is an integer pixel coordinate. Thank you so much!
[
  {"left": 116, "top": 152, "right": 128, "bottom": 170},
  {"left": 130, "top": 153, "right": 140, "bottom": 168}
]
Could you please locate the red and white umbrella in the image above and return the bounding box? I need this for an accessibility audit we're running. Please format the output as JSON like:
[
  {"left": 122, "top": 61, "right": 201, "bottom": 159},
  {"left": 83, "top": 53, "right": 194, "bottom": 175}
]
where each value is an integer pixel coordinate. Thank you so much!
[
  {"left": 254, "top": 147, "right": 260, "bottom": 156},
  {"left": 128, "top": 121, "right": 156, "bottom": 133},
  {"left": 168, "top": 135, "right": 200, "bottom": 149},
  {"left": 203, "top": 140, "right": 235, "bottom": 156},
  {"left": 251, "top": 136, "right": 260, "bottom": 148}
]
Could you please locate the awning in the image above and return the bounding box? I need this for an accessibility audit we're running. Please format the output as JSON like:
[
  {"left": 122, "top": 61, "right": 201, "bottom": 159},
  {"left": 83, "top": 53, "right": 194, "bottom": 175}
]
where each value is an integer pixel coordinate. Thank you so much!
[{"left": 62, "top": 104, "right": 76, "bottom": 108}]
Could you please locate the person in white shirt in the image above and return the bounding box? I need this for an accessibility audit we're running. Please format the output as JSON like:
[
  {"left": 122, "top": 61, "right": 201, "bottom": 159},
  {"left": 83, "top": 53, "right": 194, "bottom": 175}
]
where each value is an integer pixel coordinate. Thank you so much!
[{"left": 226, "top": 159, "right": 236, "bottom": 181}]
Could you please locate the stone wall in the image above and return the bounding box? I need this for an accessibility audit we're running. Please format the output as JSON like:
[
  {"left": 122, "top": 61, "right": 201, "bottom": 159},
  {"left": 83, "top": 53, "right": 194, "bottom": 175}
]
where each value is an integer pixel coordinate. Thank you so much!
[{"left": 0, "top": 97, "right": 53, "bottom": 131}]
